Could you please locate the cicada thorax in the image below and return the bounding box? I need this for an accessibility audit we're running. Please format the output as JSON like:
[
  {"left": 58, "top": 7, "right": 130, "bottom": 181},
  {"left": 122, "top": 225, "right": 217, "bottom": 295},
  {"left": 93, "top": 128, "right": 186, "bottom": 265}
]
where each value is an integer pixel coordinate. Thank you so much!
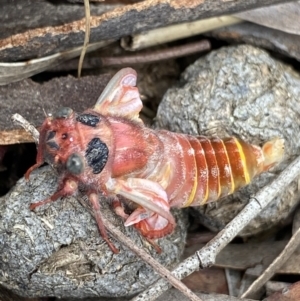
[{"left": 154, "top": 132, "right": 283, "bottom": 208}]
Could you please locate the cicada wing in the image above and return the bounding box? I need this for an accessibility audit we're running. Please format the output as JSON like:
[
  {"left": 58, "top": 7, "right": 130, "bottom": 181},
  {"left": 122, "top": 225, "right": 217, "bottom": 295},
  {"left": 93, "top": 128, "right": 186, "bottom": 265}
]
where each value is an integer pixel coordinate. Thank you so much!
[
  {"left": 94, "top": 68, "right": 143, "bottom": 122},
  {"left": 106, "top": 178, "right": 176, "bottom": 227}
]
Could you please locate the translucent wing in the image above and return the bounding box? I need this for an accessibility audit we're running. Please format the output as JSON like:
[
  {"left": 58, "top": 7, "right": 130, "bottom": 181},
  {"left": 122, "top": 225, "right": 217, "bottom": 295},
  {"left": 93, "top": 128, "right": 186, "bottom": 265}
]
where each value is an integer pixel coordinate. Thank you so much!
[{"left": 94, "top": 68, "right": 143, "bottom": 123}]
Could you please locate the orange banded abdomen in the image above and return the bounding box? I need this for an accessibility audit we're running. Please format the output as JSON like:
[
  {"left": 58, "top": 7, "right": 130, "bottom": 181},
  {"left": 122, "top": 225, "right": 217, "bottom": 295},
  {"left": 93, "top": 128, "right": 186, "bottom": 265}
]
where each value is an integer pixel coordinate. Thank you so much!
[{"left": 168, "top": 135, "right": 282, "bottom": 208}]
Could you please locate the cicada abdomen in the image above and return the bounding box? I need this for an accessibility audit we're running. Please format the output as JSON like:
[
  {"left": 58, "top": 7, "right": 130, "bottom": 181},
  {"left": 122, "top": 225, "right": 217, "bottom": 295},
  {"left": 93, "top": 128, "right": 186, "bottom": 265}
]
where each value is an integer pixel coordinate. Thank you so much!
[{"left": 165, "top": 134, "right": 284, "bottom": 208}]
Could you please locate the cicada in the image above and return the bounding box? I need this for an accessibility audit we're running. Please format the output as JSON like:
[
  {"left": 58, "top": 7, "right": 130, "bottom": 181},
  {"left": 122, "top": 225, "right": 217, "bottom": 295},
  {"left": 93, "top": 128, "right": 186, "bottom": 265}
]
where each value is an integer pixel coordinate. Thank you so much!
[{"left": 26, "top": 68, "right": 284, "bottom": 253}]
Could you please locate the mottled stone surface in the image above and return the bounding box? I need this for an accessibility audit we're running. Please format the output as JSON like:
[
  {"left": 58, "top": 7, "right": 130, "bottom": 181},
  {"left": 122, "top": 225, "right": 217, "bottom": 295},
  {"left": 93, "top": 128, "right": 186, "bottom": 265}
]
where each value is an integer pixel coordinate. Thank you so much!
[
  {"left": 156, "top": 45, "right": 300, "bottom": 236},
  {"left": 0, "top": 166, "right": 187, "bottom": 298}
]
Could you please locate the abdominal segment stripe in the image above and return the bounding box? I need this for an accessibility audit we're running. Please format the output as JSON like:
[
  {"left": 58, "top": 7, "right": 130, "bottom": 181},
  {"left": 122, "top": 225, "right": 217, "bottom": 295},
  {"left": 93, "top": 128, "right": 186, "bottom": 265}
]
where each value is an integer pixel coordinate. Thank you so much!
[
  {"left": 199, "top": 137, "right": 220, "bottom": 202},
  {"left": 182, "top": 136, "right": 251, "bottom": 206},
  {"left": 232, "top": 138, "right": 250, "bottom": 184},
  {"left": 224, "top": 138, "right": 249, "bottom": 190},
  {"left": 187, "top": 137, "right": 208, "bottom": 206},
  {"left": 211, "top": 138, "right": 234, "bottom": 197},
  {"left": 173, "top": 134, "right": 198, "bottom": 207}
]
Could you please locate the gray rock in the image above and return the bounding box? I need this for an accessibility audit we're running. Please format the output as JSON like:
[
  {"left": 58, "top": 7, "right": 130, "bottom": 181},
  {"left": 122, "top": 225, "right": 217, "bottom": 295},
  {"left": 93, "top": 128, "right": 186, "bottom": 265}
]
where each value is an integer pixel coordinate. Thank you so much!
[
  {"left": 156, "top": 45, "right": 300, "bottom": 236},
  {"left": 0, "top": 166, "right": 187, "bottom": 298}
]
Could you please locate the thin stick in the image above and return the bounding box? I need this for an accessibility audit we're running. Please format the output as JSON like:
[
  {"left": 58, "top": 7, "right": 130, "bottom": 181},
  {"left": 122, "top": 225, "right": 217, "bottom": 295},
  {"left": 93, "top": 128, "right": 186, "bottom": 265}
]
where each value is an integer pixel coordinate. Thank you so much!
[
  {"left": 241, "top": 225, "right": 300, "bottom": 298},
  {"left": 11, "top": 114, "right": 40, "bottom": 144},
  {"left": 78, "top": 0, "right": 91, "bottom": 77},
  {"left": 102, "top": 40, "right": 210, "bottom": 66},
  {"left": 101, "top": 217, "right": 204, "bottom": 301},
  {"left": 50, "top": 40, "right": 211, "bottom": 71},
  {"left": 132, "top": 155, "right": 300, "bottom": 301}
]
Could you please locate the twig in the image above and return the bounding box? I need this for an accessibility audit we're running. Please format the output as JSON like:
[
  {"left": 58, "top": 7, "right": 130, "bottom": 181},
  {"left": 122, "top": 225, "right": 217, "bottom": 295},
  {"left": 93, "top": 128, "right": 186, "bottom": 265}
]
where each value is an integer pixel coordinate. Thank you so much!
[
  {"left": 12, "top": 113, "right": 203, "bottom": 301},
  {"left": 241, "top": 224, "right": 300, "bottom": 298},
  {"left": 121, "top": 16, "right": 241, "bottom": 51},
  {"left": 50, "top": 40, "right": 211, "bottom": 71},
  {"left": 131, "top": 252, "right": 200, "bottom": 301},
  {"left": 11, "top": 114, "right": 40, "bottom": 144},
  {"left": 101, "top": 217, "right": 204, "bottom": 301},
  {"left": 94, "top": 40, "right": 210, "bottom": 67},
  {"left": 132, "top": 155, "right": 300, "bottom": 301},
  {"left": 78, "top": 0, "right": 91, "bottom": 77}
]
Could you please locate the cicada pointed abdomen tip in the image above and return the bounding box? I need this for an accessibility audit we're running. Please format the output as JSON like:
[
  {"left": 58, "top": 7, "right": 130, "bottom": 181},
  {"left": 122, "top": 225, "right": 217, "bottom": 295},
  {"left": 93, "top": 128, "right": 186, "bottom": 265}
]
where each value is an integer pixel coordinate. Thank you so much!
[{"left": 262, "top": 138, "right": 285, "bottom": 170}]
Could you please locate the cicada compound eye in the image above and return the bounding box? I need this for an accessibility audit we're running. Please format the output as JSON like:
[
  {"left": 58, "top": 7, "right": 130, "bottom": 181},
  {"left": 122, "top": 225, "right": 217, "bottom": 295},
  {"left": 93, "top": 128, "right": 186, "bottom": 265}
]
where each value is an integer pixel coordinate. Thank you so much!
[
  {"left": 66, "top": 153, "right": 84, "bottom": 175},
  {"left": 53, "top": 107, "right": 73, "bottom": 119}
]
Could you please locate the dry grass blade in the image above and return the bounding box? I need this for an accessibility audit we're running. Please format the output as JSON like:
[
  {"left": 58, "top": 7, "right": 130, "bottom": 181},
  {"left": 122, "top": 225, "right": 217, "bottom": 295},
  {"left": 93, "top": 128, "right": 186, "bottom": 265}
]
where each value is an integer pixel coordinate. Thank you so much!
[{"left": 78, "top": 0, "right": 91, "bottom": 77}]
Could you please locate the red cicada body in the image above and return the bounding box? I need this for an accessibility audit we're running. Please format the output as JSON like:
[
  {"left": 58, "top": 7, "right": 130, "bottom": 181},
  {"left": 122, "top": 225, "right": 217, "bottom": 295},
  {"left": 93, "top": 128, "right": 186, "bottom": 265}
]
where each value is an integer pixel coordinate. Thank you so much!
[{"left": 26, "top": 68, "right": 284, "bottom": 253}]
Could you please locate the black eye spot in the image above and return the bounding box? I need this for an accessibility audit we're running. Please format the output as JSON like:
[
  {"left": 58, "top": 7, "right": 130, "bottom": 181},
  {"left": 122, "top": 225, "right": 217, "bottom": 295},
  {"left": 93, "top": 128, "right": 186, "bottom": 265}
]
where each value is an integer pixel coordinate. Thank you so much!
[
  {"left": 76, "top": 113, "right": 100, "bottom": 127},
  {"left": 53, "top": 107, "right": 73, "bottom": 119},
  {"left": 46, "top": 141, "right": 60, "bottom": 150},
  {"left": 46, "top": 131, "right": 56, "bottom": 141},
  {"left": 85, "top": 138, "right": 109, "bottom": 174},
  {"left": 62, "top": 133, "right": 68, "bottom": 140},
  {"left": 66, "top": 153, "right": 84, "bottom": 175}
]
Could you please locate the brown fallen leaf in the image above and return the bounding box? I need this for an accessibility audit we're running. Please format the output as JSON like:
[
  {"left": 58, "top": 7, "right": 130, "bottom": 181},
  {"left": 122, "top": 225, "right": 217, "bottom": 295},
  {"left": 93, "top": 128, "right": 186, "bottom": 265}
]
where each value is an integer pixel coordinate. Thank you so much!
[{"left": 182, "top": 267, "right": 228, "bottom": 295}]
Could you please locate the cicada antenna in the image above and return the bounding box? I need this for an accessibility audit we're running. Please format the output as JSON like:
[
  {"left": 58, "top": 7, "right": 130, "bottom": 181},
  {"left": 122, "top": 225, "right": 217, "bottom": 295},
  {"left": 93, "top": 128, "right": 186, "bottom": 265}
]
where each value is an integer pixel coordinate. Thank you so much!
[{"left": 42, "top": 107, "right": 49, "bottom": 118}]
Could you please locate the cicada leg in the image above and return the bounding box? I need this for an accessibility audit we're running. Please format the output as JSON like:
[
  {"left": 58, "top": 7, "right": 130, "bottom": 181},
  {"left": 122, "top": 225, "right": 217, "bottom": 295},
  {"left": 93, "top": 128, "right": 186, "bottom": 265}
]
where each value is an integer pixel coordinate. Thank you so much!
[
  {"left": 89, "top": 193, "right": 119, "bottom": 254},
  {"left": 112, "top": 197, "right": 129, "bottom": 219},
  {"left": 30, "top": 178, "right": 78, "bottom": 210},
  {"left": 112, "top": 197, "right": 162, "bottom": 253}
]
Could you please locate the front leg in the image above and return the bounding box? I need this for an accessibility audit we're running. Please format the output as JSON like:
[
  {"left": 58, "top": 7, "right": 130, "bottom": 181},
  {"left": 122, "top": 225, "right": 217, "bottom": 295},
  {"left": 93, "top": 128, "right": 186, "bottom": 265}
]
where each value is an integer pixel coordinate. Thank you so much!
[
  {"left": 88, "top": 193, "right": 119, "bottom": 254},
  {"left": 30, "top": 177, "right": 119, "bottom": 254},
  {"left": 106, "top": 178, "right": 176, "bottom": 238},
  {"left": 30, "top": 178, "right": 78, "bottom": 210}
]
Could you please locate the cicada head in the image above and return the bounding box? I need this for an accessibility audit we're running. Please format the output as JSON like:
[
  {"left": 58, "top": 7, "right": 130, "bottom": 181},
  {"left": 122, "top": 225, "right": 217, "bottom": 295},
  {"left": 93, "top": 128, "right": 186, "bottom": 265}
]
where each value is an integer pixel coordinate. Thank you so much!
[
  {"left": 26, "top": 106, "right": 114, "bottom": 189},
  {"left": 26, "top": 107, "right": 78, "bottom": 178},
  {"left": 43, "top": 107, "right": 77, "bottom": 164}
]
